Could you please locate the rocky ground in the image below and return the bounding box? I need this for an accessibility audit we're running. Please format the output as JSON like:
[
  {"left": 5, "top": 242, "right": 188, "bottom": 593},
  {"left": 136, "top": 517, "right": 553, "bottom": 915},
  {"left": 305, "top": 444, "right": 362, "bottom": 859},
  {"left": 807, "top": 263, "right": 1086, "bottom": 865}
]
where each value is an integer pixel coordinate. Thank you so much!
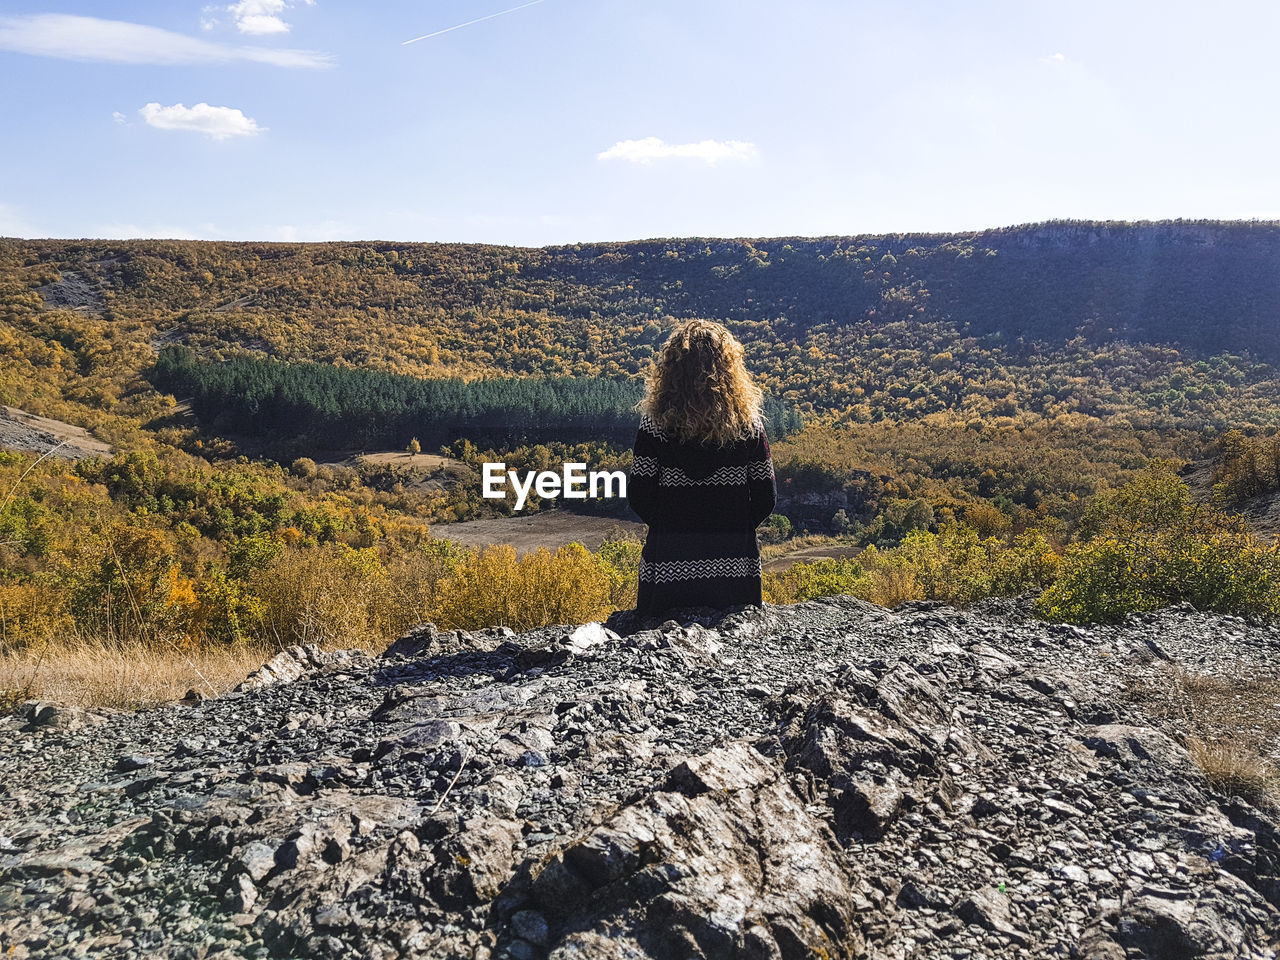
[
  {"left": 1, "top": 598, "right": 1278, "bottom": 959},
  {"left": 34, "top": 272, "right": 103, "bottom": 315}
]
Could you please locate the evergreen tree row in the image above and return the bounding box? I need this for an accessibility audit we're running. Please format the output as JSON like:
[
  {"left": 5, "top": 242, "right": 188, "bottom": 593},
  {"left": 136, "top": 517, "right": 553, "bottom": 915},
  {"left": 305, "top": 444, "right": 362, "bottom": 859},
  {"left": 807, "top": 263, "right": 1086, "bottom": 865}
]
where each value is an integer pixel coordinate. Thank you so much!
[{"left": 149, "top": 347, "right": 802, "bottom": 452}]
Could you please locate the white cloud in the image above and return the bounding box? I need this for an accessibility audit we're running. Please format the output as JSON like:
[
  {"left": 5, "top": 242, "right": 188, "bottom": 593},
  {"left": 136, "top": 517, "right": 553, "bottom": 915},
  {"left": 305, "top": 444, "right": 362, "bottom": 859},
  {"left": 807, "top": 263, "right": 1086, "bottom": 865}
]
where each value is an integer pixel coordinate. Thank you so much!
[
  {"left": 226, "top": 0, "right": 314, "bottom": 36},
  {"left": 0, "top": 14, "right": 331, "bottom": 68},
  {"left": 91, "top": 222, "right": 225, "bottom": 240},
  {"left": 140, "top": 102, "right": 264, "bottom": 140},
  {"left": 597, "top": 137, "right": 759, "bottom": 165},
  {"left": 1040, "top": 52, "right": 1067, "bottom": 64},
  {"left": 262, "top": 220, "right": 354, "bottom": 242},
  {"left": 111, "top": 111, "right": 128, "bottom": 124},
  {"left": 239, "top": 14, "right": 287, "bottom": 34}
]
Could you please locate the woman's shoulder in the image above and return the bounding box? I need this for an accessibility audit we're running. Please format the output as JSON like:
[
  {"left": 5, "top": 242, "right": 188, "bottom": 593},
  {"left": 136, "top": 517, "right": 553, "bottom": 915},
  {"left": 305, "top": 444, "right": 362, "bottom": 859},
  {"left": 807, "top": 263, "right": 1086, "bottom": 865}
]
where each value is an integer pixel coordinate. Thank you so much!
[
  {"left": 637, "top": 412, "right": 670, "bottom": 442},
  {"left": 740, "top": 418, "right": 769, "bottom": 450},
  {"left": 638, "top": 413, "right": 766, "bottom": 456}
]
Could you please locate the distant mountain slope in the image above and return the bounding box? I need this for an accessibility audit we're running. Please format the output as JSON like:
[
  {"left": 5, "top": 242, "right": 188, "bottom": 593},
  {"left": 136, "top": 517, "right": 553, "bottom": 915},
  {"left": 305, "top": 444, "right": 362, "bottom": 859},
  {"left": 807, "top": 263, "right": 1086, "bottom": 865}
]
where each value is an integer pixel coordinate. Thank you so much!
[
  {"left": 8, "top": 219, "right": 1280, "bottom": 363},
  {"left": 532, "top": 220, "right": 1280, "bottom": 359},
  {"left": 936, "top": 221, "right": 1280, "bottom": 357}
]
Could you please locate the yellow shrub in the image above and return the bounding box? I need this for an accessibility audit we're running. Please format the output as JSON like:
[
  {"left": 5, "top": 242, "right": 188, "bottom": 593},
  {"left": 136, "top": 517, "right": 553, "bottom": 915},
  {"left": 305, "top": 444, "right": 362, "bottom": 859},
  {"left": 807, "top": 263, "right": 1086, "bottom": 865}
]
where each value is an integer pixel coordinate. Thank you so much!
[
  {"left": 66, "top": 524, "right": 191, "bottom": 644},
  {"left": 861, "top": 564, "right": 924, "bottom": 607},
  {"left": 596, "top": 535, "right": 642, "bottom": 610},
  {"left": 190, "top": 570, "right": 264, "bottom": 646},
  {"left": 763, "top": 523, "right": 1059, "bottom": 609},
  {"left": 431, "top": 543, "right": 611, "bottom": 631},
  {"left": 249, "top": 543, "right": 389, "bottom": 648},
  {"left": 0, "top": 580, "right": 71, "bottom": 649},
  {"left": 763, "top": 557, "right": 866, "bottom": 605},
  {"left": 371, "top": 540, "right": 466, "bottom": 638}
]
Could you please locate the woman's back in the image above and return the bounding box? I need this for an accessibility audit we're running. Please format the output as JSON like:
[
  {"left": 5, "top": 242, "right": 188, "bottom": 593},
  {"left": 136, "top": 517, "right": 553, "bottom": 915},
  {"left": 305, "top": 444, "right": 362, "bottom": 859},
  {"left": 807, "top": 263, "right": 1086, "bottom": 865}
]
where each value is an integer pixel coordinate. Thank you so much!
[
  {"left": 625, "top": 320, "right": 776, "bottom": 618},
  {"left": 628, "top": 413, "right": 774, "bottom": 533}
]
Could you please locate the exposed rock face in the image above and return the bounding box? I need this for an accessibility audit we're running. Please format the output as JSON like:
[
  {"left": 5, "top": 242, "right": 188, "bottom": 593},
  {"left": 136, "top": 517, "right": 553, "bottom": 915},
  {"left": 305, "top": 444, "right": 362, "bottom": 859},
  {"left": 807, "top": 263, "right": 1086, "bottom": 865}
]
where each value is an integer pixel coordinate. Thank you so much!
[
  {"left": 2, "top": 598, "right": 1279, "bottom": 959},
  {"left": 235, "top": 643, "right": 366, "bottom": 692}
]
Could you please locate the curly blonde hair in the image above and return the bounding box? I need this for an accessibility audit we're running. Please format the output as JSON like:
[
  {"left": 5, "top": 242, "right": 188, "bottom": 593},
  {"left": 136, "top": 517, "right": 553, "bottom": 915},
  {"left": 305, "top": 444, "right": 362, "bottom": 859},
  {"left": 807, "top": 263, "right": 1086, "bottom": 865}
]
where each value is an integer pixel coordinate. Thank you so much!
[{"left": 641, "top": 319, "right": 764, "bottom": 446}]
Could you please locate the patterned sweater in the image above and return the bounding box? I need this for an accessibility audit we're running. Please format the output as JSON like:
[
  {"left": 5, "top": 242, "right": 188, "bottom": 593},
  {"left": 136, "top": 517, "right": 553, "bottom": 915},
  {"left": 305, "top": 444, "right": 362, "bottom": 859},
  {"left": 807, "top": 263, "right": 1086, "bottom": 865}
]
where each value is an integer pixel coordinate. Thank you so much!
[{"left": 627, "top": 414, "right": 776, "bottom": 616}]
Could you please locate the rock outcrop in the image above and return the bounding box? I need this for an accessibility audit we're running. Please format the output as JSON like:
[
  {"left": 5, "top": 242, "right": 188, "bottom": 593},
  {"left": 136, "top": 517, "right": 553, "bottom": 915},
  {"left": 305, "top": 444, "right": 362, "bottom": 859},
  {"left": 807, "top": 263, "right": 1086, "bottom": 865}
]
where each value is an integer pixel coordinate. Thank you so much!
[{"left": 2, "top": 598, "right": 1278, "bottom": 959}]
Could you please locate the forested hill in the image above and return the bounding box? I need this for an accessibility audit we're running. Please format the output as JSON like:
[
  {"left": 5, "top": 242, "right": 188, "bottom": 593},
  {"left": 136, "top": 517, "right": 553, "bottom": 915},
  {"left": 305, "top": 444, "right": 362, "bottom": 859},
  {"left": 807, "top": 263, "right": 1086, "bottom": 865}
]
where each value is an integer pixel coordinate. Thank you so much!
[
  {"left": 891, "top": 220, "right": 1280, "bottom": 354},
  {"left": 537, "top": 220, "right": 1280, "bottom": 360},
  {"left": 10, "top": 219, "right": 1280, "bottom": 455},
  {"left": 7, "top": 219, "right": 1280, "bottom": 368}
]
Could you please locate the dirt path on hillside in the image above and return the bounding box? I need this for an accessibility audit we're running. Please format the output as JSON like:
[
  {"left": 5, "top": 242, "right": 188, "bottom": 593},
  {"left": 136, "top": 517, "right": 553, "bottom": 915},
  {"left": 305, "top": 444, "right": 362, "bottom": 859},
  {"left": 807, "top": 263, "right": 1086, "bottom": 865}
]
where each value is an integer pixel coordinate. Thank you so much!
[
  {"left": 436, "top": 511, "right": 644, "bottom": 554},
  {"left": 358, "top": 451, "right": 459, "bottom": 471},
  {"left": 763, "top": 542, "right": 862, "bottom": 573},
  {"left": 0, "top": 407, "right": 112, "bottom": 460}
]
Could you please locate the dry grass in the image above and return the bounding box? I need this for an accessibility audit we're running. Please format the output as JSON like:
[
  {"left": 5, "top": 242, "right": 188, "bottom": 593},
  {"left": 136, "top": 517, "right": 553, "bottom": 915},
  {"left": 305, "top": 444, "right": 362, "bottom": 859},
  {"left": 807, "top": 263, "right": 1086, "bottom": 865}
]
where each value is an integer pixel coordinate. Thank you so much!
[
  {"left": 760, "top": 534, "right": 847, "bottom": 560},
  {"left": 1125, "top": 665, "right": 1280, "bottom": 814},
  {"left": 1187, "top": 737, "right": 1280, "bottom": 814},
  {"left": 0, "top": 636, "right": 287, "bottom": 712}
]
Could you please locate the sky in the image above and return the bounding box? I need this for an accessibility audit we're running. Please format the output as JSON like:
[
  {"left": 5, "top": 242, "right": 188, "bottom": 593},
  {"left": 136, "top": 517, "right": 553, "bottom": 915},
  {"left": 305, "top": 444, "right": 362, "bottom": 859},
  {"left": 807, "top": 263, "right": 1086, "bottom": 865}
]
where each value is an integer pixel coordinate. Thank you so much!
[{"left": 1, "top": 0, "right": 1279, "bottom": 246}]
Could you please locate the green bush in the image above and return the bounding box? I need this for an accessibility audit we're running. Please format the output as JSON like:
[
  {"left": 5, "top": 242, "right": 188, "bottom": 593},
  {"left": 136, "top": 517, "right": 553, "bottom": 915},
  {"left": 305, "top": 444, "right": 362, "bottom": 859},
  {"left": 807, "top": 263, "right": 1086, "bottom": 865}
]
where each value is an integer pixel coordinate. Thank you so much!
[
  {"left": 1037, "top": 463, "right": 1280, "bottom": 623},
  {"left": 759, "top": 514, "right": 792, "bottom": 544},
  {"left": 763, "top": 522, "right": 1058, "bottom": 608}
]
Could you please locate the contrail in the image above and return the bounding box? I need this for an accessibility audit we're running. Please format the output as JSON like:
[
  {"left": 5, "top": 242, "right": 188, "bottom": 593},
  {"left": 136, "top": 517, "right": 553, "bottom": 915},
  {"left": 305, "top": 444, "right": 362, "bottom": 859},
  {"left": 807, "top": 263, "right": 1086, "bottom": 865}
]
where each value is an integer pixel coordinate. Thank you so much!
[{"left": 403, "top": 0, "right": 544, "bottom": 44}]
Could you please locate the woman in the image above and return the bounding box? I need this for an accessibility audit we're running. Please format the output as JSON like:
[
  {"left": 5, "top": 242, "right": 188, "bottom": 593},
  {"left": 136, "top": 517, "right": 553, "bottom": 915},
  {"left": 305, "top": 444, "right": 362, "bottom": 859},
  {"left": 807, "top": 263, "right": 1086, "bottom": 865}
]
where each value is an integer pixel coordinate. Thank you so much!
[{"left": 626, "top": 319, "right": 776, "bottom": 618}]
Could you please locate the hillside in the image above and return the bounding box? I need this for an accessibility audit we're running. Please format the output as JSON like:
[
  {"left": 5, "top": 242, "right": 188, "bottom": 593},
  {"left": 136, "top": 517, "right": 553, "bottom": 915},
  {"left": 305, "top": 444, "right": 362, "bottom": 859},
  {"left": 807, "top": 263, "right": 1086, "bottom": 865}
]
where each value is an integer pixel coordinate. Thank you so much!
[
  {"left": 7, "top": 221, "right": 1280, "bottom": 530},
  {"left": 12, "top": 220, "right": 1280, "bottom": 364},
  {"left": 8, "top": 222, "right": 1280, "bottom": 427},
  {"left": 8, "top": 224, "right": 1280, "bottom": 707},
  {"left": 1, "top": 600, "right": 1277, "bottom": 959}
]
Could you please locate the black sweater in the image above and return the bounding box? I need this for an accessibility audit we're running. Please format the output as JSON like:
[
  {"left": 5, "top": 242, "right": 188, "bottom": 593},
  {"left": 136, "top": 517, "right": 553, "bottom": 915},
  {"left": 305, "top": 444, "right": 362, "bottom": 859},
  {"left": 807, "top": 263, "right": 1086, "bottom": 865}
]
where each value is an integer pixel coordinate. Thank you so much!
[{"left": 626, "top": 414, "right": 776, "bottom": 532}]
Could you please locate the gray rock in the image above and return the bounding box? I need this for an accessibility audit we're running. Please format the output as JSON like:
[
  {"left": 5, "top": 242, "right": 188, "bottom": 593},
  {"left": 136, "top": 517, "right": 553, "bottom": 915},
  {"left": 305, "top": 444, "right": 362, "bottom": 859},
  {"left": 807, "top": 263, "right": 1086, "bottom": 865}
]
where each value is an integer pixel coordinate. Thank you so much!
[
  {"left": 1117, "top": 892, "right": 1245, "bottom": 959},
  {"left": 431, "top": 817, "right": 523, "bottom": 906},
  {"left": 222, "top": 873, "right": 257, "bottom": 913},
  {"left": 18, "top": 700, "right": 107, "bottom": 731},
  {"left": 533, "top": 742, "right": 864, "bottom": 957},
  {"left": 511, "top": 909, "right": 550, "bottom": 946},
  {"left": 560, "top": 622, "right": 620, "bottom": 654},
  {"left": 4, "top": 599, "right": 1280, "bottom": 960},
  {"left": 114, "top": 754, "right": 154, "bottom": 772},
  {"left": 235, "top": 644, "right": 363, "bottom": 691},
  {"left": 954, "top": 888, "right": 1029, "bottom": 944},
  {"left": 1081, "top": 724, "right": 1199, "bottom": 777},
  {"left": 239, "top": 840, "right": 278, "bottom": 882}
]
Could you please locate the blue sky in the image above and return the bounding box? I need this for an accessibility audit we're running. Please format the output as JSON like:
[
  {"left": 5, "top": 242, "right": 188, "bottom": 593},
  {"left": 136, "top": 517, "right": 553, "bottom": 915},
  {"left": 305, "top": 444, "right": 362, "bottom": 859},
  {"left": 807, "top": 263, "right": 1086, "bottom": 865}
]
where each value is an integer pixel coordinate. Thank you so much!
[{"left": 1, "top": 0, "right": 1278, "bottom": 245}]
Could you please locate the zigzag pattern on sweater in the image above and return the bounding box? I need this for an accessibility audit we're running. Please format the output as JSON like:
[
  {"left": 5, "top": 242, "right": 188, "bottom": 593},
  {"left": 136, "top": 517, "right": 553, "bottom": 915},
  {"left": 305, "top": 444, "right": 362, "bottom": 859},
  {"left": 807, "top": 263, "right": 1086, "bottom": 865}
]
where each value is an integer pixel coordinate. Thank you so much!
[
  {"left": 632, "top": 455, "right": 659, "bottom": 476},
  {"left": 638, "top": 557, "right": 764, "bottom": 583},
  {"left": 658, "top": 463, "right": 771, "bottom": 487},
  {"left": 638, "top": 414, "right": 669, "bottom": 442}
]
